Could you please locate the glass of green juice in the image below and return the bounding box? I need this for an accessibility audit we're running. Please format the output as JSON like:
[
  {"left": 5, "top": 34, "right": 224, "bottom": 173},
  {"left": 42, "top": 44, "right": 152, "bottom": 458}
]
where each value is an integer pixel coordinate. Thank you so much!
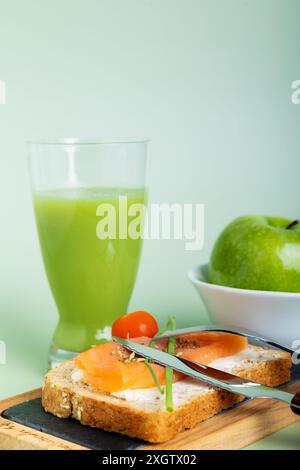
[{"left": 28, "top": 138, "right": 148, "bottom": 368}]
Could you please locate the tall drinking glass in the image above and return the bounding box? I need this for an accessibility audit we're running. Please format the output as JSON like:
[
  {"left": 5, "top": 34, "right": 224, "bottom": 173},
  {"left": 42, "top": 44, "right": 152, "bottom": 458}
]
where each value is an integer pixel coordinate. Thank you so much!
[{"left": 28, "top": 138, "right": 148, "bottom": 368}]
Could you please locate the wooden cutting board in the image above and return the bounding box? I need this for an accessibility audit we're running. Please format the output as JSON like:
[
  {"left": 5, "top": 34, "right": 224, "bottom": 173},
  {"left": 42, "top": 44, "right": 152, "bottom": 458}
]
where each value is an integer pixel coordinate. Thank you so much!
[{"left": 1, "top": 380, "right": 300, "bottom": 450}]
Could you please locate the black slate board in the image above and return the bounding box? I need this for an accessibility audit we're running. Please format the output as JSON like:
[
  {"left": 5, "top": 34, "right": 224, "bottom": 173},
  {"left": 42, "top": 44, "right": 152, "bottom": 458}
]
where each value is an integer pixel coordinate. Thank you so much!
[
  {"left": 2, "top": 398, "right": 144, "bottom": 450},
  {"left": 3, "top": 365, "right": 299, "bottom": 450}
]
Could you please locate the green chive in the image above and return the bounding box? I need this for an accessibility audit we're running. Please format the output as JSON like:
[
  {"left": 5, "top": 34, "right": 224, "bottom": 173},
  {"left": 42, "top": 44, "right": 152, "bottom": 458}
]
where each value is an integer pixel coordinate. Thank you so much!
[
  {"left": 144, "top": 319, "right": 177, "bottom": 399},
  {"left": 165, "top": 316, "right": 176, "bottom": 412},
  {"left": 145, "top": 360, "right": 164, "bottom": 394},
  {"left": 166, "top": 315, "right": 176, "bottom": 331},
  {"left": 145, "top": 328, "right": 166, "bottom": 395}
]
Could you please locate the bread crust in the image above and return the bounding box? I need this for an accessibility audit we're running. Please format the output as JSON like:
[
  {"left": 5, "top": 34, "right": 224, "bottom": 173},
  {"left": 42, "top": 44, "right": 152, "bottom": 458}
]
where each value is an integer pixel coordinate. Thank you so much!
[{"left": 42, "top": 349, "right": 291, "bottom": 443}]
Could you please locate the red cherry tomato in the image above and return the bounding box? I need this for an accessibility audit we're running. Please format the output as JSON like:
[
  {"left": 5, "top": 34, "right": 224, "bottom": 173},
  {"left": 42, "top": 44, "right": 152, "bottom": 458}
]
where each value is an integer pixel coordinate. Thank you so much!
[{"left": 112, "top": 311, "right": 159, "bottom": 339}]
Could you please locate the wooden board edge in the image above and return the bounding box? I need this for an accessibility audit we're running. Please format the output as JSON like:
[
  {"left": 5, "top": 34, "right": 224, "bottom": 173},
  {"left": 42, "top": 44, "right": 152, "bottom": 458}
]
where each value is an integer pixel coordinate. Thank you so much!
[
  {"left": 0, "top": 389, "right": 87, "bottom": 450},
  {"left": 0, "top": 389, "right": 42, "bottom": 413}
]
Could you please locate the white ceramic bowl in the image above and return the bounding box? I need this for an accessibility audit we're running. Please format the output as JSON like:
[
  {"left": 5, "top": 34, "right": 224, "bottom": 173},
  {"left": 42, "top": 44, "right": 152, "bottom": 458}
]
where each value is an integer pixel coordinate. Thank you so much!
[{"left": 188, "top": 263, "right": 300, "bottom": 348}]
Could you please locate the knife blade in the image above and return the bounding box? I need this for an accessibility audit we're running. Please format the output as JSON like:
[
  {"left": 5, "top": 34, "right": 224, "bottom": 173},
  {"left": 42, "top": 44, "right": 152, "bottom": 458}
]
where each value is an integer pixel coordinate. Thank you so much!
[{"left": 113, "top": 336, "right": 300, "bottom": 415}]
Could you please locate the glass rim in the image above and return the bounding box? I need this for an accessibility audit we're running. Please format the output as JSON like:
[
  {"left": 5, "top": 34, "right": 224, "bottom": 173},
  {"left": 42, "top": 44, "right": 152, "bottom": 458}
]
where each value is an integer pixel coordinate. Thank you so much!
[{"left": 26, "top": 137, "right": 150, "bottom": 146}]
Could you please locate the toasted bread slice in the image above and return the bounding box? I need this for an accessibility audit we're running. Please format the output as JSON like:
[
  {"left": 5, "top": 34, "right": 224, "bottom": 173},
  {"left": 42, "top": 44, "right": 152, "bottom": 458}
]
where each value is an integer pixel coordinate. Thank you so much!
[{"left": 42, "top": 346, "right": 291, "bottom": 443}]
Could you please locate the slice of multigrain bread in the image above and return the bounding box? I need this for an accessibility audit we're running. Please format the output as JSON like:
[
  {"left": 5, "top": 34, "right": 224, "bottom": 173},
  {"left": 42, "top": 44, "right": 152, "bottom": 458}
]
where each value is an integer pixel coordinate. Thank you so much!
[{"left": 42, "top": 346, "right": 291, "bottom": 443}]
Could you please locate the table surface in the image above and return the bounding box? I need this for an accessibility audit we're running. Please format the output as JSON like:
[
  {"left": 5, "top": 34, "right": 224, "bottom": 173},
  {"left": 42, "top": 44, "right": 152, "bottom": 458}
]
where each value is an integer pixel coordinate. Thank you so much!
[{"left": 1, "top": 323, "right": 300, "bottom": 450}]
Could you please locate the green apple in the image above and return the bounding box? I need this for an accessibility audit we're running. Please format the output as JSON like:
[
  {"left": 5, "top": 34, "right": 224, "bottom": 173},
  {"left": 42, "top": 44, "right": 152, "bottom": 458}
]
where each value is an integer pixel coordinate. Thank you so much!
[{"left": 208, "top": 215, "right": 300, "bottom": 292}]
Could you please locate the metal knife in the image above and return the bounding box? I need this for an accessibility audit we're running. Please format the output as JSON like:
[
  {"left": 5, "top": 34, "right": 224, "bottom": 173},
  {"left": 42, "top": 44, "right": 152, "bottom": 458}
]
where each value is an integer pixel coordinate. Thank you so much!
[
  {"left": 113, "top": 336, "right": 300, "bottom": 415},
  {"left": 157, "top": 324, "right": 295, "bottom": 354}
]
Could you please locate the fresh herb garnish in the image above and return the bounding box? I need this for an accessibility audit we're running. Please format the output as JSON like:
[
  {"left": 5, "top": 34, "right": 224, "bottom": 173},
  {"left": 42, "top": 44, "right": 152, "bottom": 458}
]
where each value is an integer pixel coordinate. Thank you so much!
[
  {"left": 165, "top": 315, "right": 176, "bottom": 412},
  {"left": 144, "top": 319, "right": 177, "bottom": 402},
  {"left": 145, "top": 327, "right": 167, "bottom": 395},
  {"left": 144, "top": 361, "right": 164, "bottom": 394}
]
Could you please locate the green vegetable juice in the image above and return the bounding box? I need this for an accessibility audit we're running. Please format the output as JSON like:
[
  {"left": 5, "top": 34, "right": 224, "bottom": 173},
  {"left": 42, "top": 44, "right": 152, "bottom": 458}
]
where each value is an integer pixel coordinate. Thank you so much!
[{"left": 34, "top": 187, "right": 146, "bottom": 352}]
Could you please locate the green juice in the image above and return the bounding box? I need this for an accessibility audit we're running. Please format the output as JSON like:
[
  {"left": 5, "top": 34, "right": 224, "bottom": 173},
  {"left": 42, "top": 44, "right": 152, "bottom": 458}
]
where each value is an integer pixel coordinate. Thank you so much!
[{"left": 34, "top": 187, "right": 146, "bottom": 352}]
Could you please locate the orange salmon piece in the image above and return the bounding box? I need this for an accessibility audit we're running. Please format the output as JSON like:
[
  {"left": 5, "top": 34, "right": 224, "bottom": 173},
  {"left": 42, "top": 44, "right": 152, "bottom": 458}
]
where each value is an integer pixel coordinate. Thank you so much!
[
  {"left": 75, "top": 339, "right": 172, "bottom": 392},
  {"left": 179, "top": 333, "right": 248, "bottom": 364},
  {"left": 75, "top": 333, "right": 248, "bottom": 392}
]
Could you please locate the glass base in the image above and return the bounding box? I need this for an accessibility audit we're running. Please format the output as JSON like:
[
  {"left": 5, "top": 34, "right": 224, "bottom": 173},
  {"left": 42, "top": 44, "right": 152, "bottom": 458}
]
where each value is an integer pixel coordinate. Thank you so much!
[{"left": 48, "top": 344, "right": 79, "bottom": 370}]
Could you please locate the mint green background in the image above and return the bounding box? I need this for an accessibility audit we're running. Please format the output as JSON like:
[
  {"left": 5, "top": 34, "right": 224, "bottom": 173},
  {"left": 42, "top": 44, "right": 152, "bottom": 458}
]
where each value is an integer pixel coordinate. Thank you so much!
[{"left": 0, "top": 0, "right": 300, "bottom": 449}]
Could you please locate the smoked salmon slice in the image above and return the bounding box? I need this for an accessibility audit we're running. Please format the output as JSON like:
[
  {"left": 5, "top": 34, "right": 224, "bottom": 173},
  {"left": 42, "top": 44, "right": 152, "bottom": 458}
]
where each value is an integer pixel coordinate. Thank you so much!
[
  {"left": 75, "top": 333, "right": 248, "bottom": 393},
  {"left": 75, "top": 339, "right": 169, "bottom": 392},
  {"left": 176, "top": 332, "right": 248, "bottom": 365}
]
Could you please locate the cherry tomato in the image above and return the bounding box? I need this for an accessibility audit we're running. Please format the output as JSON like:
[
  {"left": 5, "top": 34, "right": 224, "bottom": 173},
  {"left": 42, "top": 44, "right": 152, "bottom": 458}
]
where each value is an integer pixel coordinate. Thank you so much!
[{"left": 112, "top": 311, "right": 159, "bottom": 339}]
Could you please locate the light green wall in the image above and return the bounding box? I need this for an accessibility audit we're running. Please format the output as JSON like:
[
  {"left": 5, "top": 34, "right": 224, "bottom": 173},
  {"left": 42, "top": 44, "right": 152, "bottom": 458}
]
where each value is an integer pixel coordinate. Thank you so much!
[{"left": 0, "top": 0, "right": 300, "bottom": 400}]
